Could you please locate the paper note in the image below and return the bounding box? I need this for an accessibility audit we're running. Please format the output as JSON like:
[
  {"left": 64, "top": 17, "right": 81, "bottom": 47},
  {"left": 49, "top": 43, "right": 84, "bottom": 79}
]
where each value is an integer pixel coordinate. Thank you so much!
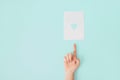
[{"left": 64, "top": 12, "right": 84, "bottom": 40}]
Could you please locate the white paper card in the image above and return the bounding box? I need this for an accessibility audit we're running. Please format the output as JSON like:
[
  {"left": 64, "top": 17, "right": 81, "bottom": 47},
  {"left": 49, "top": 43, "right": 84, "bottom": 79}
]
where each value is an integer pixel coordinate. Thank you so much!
[{"left": 64, "top": 12, "right": 84, "bottom": 40}]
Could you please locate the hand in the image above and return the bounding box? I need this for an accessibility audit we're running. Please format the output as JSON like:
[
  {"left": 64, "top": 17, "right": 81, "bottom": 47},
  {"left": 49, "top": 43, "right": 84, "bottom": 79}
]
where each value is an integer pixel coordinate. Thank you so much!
[{"left": 64, "top": 44, "right": 80, "bottom": 75}]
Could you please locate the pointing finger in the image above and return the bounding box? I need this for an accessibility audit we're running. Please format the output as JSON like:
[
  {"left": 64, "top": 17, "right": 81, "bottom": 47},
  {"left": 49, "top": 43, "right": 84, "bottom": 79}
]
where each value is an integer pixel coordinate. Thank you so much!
[{"left": 73, "top": 43, "right": 77, "bottom": 57}]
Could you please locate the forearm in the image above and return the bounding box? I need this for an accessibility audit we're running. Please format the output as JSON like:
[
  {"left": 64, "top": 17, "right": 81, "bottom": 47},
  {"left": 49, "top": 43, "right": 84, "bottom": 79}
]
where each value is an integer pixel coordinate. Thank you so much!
[{"left": 65, "top": 72, "right": 74, "bottom": 80}]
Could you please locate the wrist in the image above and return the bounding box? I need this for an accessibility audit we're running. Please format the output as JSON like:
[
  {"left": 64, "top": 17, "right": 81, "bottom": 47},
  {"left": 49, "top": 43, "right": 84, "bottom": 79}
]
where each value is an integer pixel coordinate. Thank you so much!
[
  {"left": 65, "top": 72, "right": 74, "bottom": 80},
  {"left": 65, "top": 71, "right": 74, "bottom": 77}
]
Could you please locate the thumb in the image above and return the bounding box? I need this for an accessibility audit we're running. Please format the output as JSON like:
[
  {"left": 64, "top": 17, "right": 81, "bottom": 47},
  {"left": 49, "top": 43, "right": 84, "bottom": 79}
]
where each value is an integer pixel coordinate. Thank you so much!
[{"left": 75, "top": 59, "right": 80, "bottom": 66}]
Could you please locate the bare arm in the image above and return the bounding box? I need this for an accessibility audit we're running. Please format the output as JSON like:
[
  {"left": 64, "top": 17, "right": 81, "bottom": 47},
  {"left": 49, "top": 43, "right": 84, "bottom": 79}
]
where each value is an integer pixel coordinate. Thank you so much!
[{"left": 64, "top": 44, "right": 80, "bottom": 80}]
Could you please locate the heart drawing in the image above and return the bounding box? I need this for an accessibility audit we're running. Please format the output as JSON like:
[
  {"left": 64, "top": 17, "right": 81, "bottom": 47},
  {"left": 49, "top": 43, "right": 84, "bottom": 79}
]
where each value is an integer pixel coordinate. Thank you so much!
[{"left": 71, "top": 24, "right": 78, "bottom": 30}]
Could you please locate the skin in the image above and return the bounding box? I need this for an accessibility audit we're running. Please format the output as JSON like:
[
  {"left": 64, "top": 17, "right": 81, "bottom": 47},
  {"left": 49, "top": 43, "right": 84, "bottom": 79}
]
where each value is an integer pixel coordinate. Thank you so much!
[{"left": 64, "top": 44, "right": 80, "bottom": 80}]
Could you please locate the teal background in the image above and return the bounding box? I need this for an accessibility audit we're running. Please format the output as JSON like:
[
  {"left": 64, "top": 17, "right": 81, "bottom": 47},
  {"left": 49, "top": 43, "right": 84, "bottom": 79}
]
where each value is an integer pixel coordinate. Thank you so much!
[{"left": 0, "top": 0, "right": 120, "bottom": 80}]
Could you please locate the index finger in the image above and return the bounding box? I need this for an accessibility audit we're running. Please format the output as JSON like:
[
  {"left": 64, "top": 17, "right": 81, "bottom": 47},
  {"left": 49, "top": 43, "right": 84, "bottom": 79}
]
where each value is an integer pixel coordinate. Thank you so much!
[{"left": 73, "top": 43, "right": 77, "bottom": 57}]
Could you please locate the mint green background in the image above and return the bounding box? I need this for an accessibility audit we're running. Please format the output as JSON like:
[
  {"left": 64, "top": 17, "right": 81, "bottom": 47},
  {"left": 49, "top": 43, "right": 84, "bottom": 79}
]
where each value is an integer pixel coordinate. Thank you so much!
[{"left": 0, "top": 0, "right": 120, "bottom": 80}]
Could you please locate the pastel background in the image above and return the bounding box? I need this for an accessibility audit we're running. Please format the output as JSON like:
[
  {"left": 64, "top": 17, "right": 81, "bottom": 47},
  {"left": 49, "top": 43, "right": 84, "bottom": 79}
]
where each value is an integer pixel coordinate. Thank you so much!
[{"left": 0, "top": 0, "right": 120, "bottom": 80}]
